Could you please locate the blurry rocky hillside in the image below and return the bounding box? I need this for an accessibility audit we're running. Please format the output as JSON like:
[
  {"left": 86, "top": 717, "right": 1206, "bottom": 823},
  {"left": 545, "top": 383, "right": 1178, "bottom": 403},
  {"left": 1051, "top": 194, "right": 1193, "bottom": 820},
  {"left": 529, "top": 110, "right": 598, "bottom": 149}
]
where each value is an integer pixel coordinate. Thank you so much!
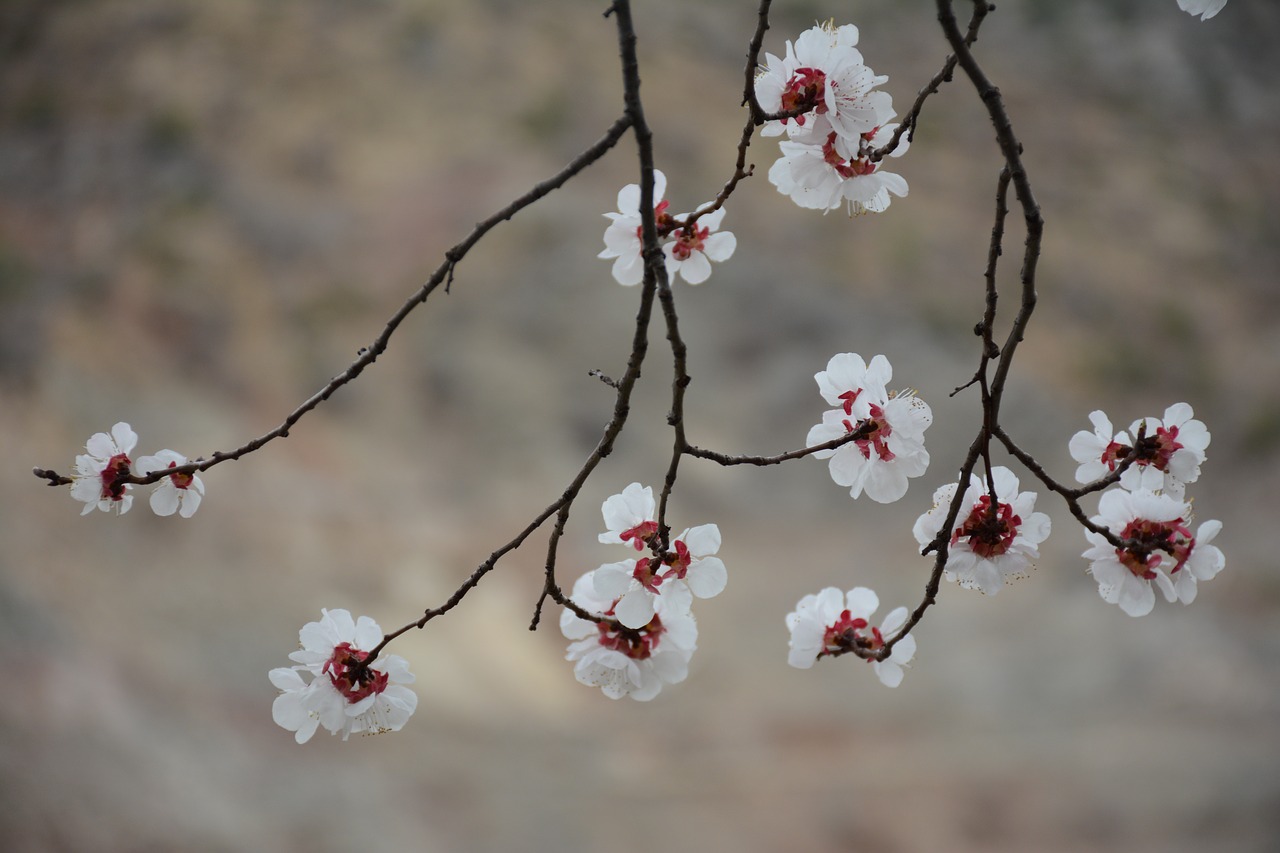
[{"left": 2, "top": 1, "right": 1279, "bottom": 851}]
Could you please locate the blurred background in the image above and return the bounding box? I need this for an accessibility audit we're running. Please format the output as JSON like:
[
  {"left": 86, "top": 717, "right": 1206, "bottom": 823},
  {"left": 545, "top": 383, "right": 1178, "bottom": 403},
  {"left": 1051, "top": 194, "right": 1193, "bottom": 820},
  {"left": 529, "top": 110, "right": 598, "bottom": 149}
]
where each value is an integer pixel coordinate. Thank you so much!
[{"left": 2, "top": 0, "right": 1279, "bottom": 850}]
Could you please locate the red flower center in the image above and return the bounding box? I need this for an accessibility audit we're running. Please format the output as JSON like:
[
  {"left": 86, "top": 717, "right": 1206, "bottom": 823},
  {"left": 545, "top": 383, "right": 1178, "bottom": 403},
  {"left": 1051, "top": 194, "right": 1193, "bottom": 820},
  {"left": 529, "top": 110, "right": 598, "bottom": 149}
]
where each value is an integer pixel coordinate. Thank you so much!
[
  {"left": 98, "top": 452, "right": 132, "bottom": 502},
  {"left": 1131, "top": 425, "right": 1184, "bottom": 473},
  {"left": 620, "top": 520, "right": 658, "bottom": 551},
  {"left": 630, "top": 557, "right": 665, "bottom": 593},
  {"left": 953, "top": 495, "right": 1021, "bottom": 558},
  {"left": 166, "top": 461, "right": 194, "bottom": 490},
  {"left": 821, "top": 610, "right": 882, "bottom": 658},
  {"left": 323, "top": 642, "right": 389, "bottom": 704},
  {"left": 821, "top": 132, "right": 876, "bottom": 179},
  {"left": 670, "top": 223, "right": 710, "bottom": 261},
  {"left": 780, "top": 67, "right": 827, "bottom": 125},
  {"left": 1116, "top": 517, "right": 1194, "bottom": 579},
  {"left": 634, "top": 199, "right": 674, "bottom": 240},
  {"left": 597, "top": 613, "right": 664, "bottom": 660},
  {"left": 662, "top": 539, "right": 692, "bottom": 580},
  {"left": 843, "top": 403, "right": 895, "bottom": 462},
  {"left": 1099, "top": 426, "right": 1184, "bottom": 476}
]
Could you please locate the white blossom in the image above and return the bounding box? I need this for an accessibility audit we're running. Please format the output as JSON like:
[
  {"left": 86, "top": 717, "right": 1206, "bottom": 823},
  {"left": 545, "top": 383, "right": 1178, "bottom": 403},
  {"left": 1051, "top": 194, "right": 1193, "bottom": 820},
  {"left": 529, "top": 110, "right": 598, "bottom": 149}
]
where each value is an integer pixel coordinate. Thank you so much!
[
  {"left": 69, "top": 421, "right": 138, "bottom": 516},
  {"left": 598, "top": 482, "right": 658, "bottom": 551},
  {"left": 913, "top": 466, "right": 1051, "bottom": 595},
  {"left": 562, "top": 571, "right": 697, "bottom": 701},
  {"left": 598, "top": 170, "right": 671, "bottom": 286},
  {"left": 785, "top": 586, "right": 916, "bottom": 687},
  {"left": 807, "top": 353, "right": 931, "bottom": 503},
  {"left": 270, "top": 609, "right": 417, "bottom": 743},
  {"left": 662, "top": 206, "right": 736, "bottom": 285},
  {"left": 594, "top": 523, "right": 726, "bottom": 629},
  {"left": 1069, "top": 404, "right": 1209, "bottom": 499},
  {"left": 136, "top": 449, "right": 205, "bottom": 518},
  {"left": 755, "top": 22, "right": 889, "bottom": 143},
  {"left": 769, "top": 118, "right": 908, "bottom": 215},
  {"left": 1083, "top": 489, "right": 1224, "bottom": 616}
]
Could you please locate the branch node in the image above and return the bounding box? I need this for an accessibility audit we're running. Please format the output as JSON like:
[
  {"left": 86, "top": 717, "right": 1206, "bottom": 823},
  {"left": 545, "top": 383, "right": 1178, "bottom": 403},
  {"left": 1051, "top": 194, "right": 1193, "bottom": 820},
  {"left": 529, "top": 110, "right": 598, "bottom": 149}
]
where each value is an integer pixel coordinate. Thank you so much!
[
  {"left": 33, "top": 467, "right": 72, "bottom": 486},
  {"left": 588, "top": 369, "right": 620, "bottom": 389}
]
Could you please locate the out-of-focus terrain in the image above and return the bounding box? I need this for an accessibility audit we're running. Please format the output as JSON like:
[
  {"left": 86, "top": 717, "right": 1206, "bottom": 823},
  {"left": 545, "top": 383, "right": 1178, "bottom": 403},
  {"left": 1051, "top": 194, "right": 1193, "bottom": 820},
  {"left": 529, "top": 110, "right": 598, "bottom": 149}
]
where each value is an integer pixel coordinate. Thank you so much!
[{"left": 2, "top": 1, "right": 1279, "bottom": 850}]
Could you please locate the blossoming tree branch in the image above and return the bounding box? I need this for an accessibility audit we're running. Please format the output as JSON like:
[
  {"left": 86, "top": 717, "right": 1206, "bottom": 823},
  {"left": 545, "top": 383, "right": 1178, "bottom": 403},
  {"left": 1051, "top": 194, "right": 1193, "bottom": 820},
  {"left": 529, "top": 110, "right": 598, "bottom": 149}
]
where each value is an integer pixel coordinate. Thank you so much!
[{"left": 32, "top": 0, "right": 1229, "bottom": 741}]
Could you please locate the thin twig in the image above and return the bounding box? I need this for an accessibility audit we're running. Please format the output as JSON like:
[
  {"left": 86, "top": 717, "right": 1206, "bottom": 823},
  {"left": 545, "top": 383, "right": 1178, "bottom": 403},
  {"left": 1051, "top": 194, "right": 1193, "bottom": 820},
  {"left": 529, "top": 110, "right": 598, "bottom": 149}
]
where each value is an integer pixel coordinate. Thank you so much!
[{"left": 34, "top": 115, "right": 634, "bottom": 488}]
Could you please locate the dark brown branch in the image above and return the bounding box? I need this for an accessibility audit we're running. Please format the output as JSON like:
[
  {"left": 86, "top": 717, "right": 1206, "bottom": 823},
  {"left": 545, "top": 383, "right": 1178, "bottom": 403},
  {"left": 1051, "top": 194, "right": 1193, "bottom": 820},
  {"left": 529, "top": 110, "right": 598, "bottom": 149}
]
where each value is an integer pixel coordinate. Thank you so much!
[
  {"left": 530, "top": 0, "right": 668, "bottom": 631},
  {"left": 34, "top": 114, "right": 634, "bottom": 489},
  {"left": 679, "top": 0, "right": 775, "bottom": 227},
  {"left": 870, "top": 1, "right": 987, "bottom": 163},
  {"left": 686, "top": 423, "right": 873, "bottom": 467},
  {"left": 364, "top": 0, "right": 668, "bottom": 654},
  {"left": 878, "top": 0, "right": 1044, "bottom": 662},
  {"left": 993, "top": 424, "right": 1145, "bottom": 551}
]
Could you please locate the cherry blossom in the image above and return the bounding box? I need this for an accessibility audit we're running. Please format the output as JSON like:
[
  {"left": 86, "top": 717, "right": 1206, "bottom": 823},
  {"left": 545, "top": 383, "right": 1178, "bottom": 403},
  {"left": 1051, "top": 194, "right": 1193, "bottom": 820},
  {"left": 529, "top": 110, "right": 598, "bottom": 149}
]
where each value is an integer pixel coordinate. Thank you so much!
[
  {"left": 755, "top": 22, "right": 890, "bottom": 143},
  {"left": 769, "top": 117, "right": 909, "bottom": 215},
  {"left": 806, "top": 353, "right": 932, "bottom": 503},
  {"left": 786, "top": 586, "right": 916, "bottom": 687},
  {"left": 662, "top": 207, "right": 737, "bottom": 285},
  {"left": 270, "top": 608, "right": 417, "bottom": 743},
  {"left": 594, "top": 523, "right": 726, "bottom": 629},
  {"left": 598, "top": 169, "right": 672, "bottom": 286},
  {"left": 135, "top": 449, "right": 205, "bottom": 518},
  {"left": 1178, "top": 0, "right": 1227, "bottom": 20},
  {"left": 1162, "top": 519, "right": 1225, "bottom": 605},
  {"left": 598, "top": 482, "right": 658, "bottom": 551},
  {"left": 913, "top": 466, "right": 1051, "bottom": 595},
  {"left": 1069, "top": 404, "right": 1209, "bottom": 499},
  {"left": 813, "top": 352, "right": 892, "bottom": 414},
  {"left": 69, "top": 421, "right": 138, "bottom": 516},
  {"left": 1083, "top": 489, "right": 1224, "bottom": 616},
  {"left": 561, "top": 570, "right": 697, "bottom": 701}
]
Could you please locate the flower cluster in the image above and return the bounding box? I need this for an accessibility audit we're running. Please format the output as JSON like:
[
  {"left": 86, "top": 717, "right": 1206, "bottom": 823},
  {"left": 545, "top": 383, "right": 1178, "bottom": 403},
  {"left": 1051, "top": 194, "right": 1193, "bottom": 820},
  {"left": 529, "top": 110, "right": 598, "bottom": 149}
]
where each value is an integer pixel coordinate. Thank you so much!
[
  {"left": 70, "top": 422, "right": 205, "bottom": 518},
  {"left": 806, "top": 353, "right": 932, "bottom": 503},
  {"left": 786, "top": 587, "right": 916, "bottom": 687},
  {"left": 598, "top": 169, "right": 737, "bottom": 286},
  {"left": 913, "top": 466, "right": 1051, "bottom": 596},
  {"left": 756, "top": 22, "right": 909, "bottom": 215},
  {"left": 270, "top": 609, "right": 418, "bottom": 742},
  {"left": 1069, "top": 404, "right": 1208, "bottom": 500},
  {"left": 561, "top": 483, "right": 727, "bottom": 700},
  {"left": 1072, "top": 404, "right": 1223, "bottom": 616}
]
